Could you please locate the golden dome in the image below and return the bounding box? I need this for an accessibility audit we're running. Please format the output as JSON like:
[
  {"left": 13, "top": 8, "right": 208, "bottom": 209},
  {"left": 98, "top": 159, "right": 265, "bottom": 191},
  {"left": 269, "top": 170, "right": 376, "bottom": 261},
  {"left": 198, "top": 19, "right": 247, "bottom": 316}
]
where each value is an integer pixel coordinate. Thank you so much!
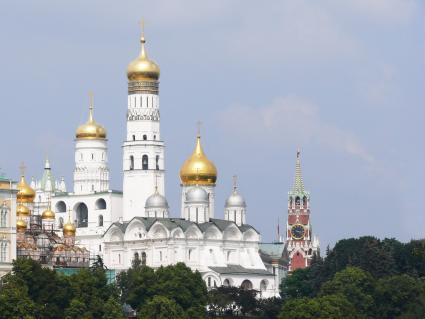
[
  {"left": 127, "top": 34, "right": 160, "bottom": 81},
  {"left": 41, "top": 208, "right": 55, "bottom": 220},
  {"left": 16, "top": 218, "right": 27, "bottom": 232},
  {"left": 17, "top": 204, "right": 30, "bottom": 217},
  {"left": 63, "top": 218, "right": 76, "bottom": 237},
  {"left": 75, "top": 100, "right": 107, "bottom": 140},
  {"left": 180, "top": 135, "right": 217, "bottom": 186},
  {"left": 17, "top": 175, "right": 35, "bottom": 203}
]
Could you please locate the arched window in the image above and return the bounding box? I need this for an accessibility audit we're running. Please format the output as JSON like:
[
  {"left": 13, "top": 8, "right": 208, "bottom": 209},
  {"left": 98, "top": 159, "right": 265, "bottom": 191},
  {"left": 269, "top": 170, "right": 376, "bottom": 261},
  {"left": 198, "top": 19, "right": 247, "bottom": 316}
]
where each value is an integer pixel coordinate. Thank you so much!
[
  {"left": 207, "top": 277, "right": 212, "bottom": 287},
  {"left": 188, "top": 249, "right": 193, "bottom": 261},
  {"left": 75, "top": 203, "right": 88, "bottom": 228},
  {"left": 260, "top": 280, "right": 268, "bottom": 296},
  {"left": 295, "top": 196, "right": 300, "bottom": 207},
  {"left": 95, "top": 198, "right": 106, "bottom": 210},
  {"left": 143, "top": 134, "right": 147, "bottom": 141},
  {"left": 56, "top": 201, "right": 66, "bottom": 213},
  {"left": 58, "top": 217, "right": 64, "bottom": 228},
  {"left": 142, "top": 155, "right": 148, "bottom": 170},
  {"left": 241, "top": 280, "right": 253, "bottom": 290},
  {"left": 0, "top": 242, "right": 7, "bottom": 262},
  {"left": 134, "top": 252, "right": 139, "bottom": 261},
  {"left": 91, "top": 153, "right": 94, "bottom": 160},
  {"left": 156, "top": 155, "right": 159, "bottom": 170},
  {"left": 130, "top": 156, "right": 134, "bottom": 170},
  {"left": 153, "top": 135, "right": 156, "bottom": 140},
  {"left": 223, "top": 279, "right": 231, "bottom": 287},
  {"left": 0, "top": 205, "right": 7, "bottom": 227},
  {"left": 132, "top": 135, "right": 136, "bottom": 141},
  {"left": 303, "top": 196, "right": 308, "bottom": 207},
  {"left": 141, "top": 252, "right": 147, "bottom": 265},
  {"left": 98, "top": 215, "right": 103, "bottom": 227}
]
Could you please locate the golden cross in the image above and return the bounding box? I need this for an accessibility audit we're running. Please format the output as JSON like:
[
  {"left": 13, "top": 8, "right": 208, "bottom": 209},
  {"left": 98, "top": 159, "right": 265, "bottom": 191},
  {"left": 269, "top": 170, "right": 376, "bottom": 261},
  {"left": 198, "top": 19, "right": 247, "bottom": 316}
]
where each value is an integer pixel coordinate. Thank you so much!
[
  {"left": 139, "top": 19, "right": 145, "bottom": 40},
  {"left": 19, "top": 162, "right": 26, "bottom": 176},
  {"left": 88, "top": 91, "right": 94, "bottom": 111},
  {"left": 196, "top": 120, "right": 202, "bottom": 137},
  {"left": 232, "top": 175, "right": 238, "bottom": 190}
]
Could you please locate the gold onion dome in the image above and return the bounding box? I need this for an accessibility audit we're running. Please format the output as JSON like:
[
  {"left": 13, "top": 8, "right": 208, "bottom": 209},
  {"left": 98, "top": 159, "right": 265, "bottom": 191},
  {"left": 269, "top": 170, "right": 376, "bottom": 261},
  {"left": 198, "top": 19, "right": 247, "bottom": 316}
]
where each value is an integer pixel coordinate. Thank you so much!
[
  {"left": 16, "top": 218, "right": 27, "bottom": 232},
  {"left": 180, "top": 135, "right": 217, "bottom": 186},
  {"left": 41, "top": 208, "right": 55, "bottom": 220},
  {"left": 127, "top": 32, "right": 160, "bottom": 81},
  {"left": 63, "top": 219, "right": 76, "bottom": 237},
  {"left": 75, "top": 99, "right": 107, "bottom": 140},
  {"left": 17, "top": 204, "right": 30, "bottom": 217},
  {"left": 17, "top": 175, "right": 35, "bottom": 203}
]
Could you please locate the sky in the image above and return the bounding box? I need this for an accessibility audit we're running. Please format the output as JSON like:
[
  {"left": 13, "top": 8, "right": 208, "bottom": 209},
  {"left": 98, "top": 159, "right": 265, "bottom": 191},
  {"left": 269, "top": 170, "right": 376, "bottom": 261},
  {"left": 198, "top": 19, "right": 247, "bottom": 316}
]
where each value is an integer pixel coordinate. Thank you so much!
[{"left": 1, "top": 0, "right": 424, "bottom": 248}]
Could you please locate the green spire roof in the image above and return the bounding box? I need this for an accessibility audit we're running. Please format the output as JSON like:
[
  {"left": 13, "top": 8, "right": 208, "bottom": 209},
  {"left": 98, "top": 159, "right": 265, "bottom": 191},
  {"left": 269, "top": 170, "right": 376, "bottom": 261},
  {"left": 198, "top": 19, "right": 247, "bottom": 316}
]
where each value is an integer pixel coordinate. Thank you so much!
[{"left": 289, "top": 150, "right": 309, "bottom": 197}]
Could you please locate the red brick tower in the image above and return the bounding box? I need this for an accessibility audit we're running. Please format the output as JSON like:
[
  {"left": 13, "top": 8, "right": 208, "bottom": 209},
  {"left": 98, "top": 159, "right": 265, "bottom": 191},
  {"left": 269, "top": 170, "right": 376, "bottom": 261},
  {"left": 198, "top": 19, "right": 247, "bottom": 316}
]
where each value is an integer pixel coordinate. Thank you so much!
[{"left": 286, "top": 150, "right": 319, "bottom": 271}]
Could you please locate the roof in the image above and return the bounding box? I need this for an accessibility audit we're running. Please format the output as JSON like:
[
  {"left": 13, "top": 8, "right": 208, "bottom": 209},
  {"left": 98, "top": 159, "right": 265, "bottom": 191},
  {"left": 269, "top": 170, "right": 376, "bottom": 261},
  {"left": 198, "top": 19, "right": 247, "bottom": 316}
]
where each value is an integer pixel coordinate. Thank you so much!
[
  {"left": 259, "top": 242, "right": 285, "bottom": 258},
  {"left": 209, "top": 265, "right": 273, "bottom": 276},
  {"left": 104, "top": 217, "right": 258, "bottom": 236}
]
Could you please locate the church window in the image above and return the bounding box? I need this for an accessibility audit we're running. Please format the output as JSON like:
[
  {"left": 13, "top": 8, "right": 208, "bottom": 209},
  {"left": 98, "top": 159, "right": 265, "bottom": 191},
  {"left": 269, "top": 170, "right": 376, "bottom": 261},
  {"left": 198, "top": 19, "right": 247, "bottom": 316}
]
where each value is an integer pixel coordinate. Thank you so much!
[
  {"left": 91, "top": 185, "right": 94, "bottom": 191},
  {"left": 143, "top": 134, "right": 147, "bottom": 141},
  {"left": 196, "top": 207, "right": 199, "bottom": 223},
  {"left": 75, "top": 203, "right": 88, "bottom": 228},
  {"left": 156, "top": 155, "right": 159, "bottom": 170},
  {"left": 295, "top": 196, "right": 300, "bottom": 207},
  {"left": 142, "top": 155, "right": 148, "bottom": 170},
  {"left": 138, "top": 233, "right": 142, "bottom": 238},
  {"left": 132, "top": 135, "right": 135, "bottom": 141},
  {"left": 56, "top": 201, "right": 66, "bottom": 213},
  {"left": 241, "top": 280, "right": 253, "bottom": 290},
  {"left": 98, "top": 215, "right": 103, "bottom": 226},
  {"left": 308, "top": 248, "right": 312, "bottom": 255},
  {"left": 58, "top": 217, "right": 64, "bottom": 228},
  {"left": 118, "top": 254, "right": 121, "bottom": 264},
  {"left": 0, "top": 206, "right": 7, "bottom": 227},
  {"left": 207, "top": 277, "right": 211, "bottom": 287},
  {"left": 141, "top": 252, "right": 147, "bottom": 265},
  {"left": 0, "top": 242, "right": 6, "bottom": 262},
  {"left": 96, "top": 198, "right": 106, "bottom": 210},
  {"left": 99, "top": 245, "right": 102, "bottom": 252},
  {"left": 159, "top": 251, "right": 162, "bottom": 261},
  {"left": 146, "top": 96, "right": 148, "bottom": 108},
  {"left": 188, "top": 249, "right": 193, "bottom": 261},
  {"left": 91, "top": 153, "right": 94, "bottom": 160},
  {"left": 153, "top": 135, "right": 156, "bottom": 140},
  {"left": 80, "top": 153, "right": 83, "bottom": 160},
  {"left": 130, "top": 156, "right": 134, "bottom": 170},
  {"left": 303, "top": 196, "right": 308, "bottom": 207},
  {"left": 223, "top": 279, "right": 230, "bottom": 287}
]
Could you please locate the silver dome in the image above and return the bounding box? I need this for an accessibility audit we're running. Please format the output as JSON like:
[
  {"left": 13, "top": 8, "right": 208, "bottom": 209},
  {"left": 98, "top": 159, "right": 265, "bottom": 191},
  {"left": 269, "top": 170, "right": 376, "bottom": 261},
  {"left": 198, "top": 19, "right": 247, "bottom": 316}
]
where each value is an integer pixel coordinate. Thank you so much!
[
  {"left": 185, "top": 186, "right": 209, "bottom": 203},
  {"left": 145, "top": 191, "right": 169, "bottom": 209},
  {"left": 225, "top": 190, "right": 246, "bottom": 208}
]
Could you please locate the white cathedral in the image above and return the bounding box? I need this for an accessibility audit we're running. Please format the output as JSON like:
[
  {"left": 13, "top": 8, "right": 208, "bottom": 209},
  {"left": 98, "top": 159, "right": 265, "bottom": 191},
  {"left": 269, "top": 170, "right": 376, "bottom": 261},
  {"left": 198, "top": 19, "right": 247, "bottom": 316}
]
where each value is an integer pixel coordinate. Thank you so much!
[{"left": 30, "top": 29, "right": 284, "bottom": 298}]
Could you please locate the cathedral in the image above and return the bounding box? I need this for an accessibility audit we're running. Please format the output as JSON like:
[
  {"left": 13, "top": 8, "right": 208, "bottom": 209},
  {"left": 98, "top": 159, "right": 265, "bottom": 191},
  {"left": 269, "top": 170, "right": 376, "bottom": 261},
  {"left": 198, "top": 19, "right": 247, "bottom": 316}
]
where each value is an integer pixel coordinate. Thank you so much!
[{"left": 4, "top": 26, "right": 319, "bottom": 297}]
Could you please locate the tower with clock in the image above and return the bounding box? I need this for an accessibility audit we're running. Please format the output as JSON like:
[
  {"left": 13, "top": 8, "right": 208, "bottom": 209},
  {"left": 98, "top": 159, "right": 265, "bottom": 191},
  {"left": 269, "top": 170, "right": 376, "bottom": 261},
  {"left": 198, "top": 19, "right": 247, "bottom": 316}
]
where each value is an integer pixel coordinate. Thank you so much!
[{"left": 285, "top": 150, "right": 320, "bottom": 271}]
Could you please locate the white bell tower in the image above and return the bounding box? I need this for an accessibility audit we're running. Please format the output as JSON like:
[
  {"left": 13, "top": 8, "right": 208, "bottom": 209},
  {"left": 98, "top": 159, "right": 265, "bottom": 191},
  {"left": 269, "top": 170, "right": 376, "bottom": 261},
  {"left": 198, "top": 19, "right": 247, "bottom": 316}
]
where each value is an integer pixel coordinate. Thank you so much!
[
  {"left": 122, "top": 25, "right": 165, "bottom": 221},
  {"left": 73, "top": 93, "right": 109, "bottom": 195}
]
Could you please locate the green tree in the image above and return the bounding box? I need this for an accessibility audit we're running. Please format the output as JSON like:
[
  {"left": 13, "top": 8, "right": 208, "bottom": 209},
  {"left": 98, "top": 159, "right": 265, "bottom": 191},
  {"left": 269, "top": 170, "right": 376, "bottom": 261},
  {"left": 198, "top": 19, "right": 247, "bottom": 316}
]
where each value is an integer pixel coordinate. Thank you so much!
[
  {"left": 153, "top": 263, "right": 208, "bottom": 314},
  {"left": 320, "top": 266, "right": 375, "bottom": 317},
  {"left": 116, "top": 263, "right": 156, "bottom": 310},
  {"left": 102, "top": 297, "right": 126, "bottom": 319},
  {"left": 374, "top": 274, "right": 425, "bottom": 319},
  {"left": 0, "top": 276, "right": 36, "bottom": 319},
  {"left": 278, "top": 294, "right": 358, "bottom": 319},
  {"left": 64, "top": 298, "right": 86, "bottom": 319},
  {"left": 280, "top": 268, "right": 314, "bottom": 299},
  {"left": 137, "top": 296, "right": 186, "bottom": 319},
  {"left": 10, "top": 257, "right": 72, "bottom": 318}
]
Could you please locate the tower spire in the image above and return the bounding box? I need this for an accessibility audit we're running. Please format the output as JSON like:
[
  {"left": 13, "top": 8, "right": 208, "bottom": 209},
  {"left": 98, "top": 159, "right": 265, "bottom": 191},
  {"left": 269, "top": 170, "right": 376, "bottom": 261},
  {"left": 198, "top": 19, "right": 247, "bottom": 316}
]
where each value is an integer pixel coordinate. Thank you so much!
[
  {"left": 292, "top": 149, "right": 305, "bottom": 194},
  {"left": 232, "top": 175, "right": 238, "bottom": 192},
  {"left": 88, "top": 91, "right": 94, "bottom": 122}
]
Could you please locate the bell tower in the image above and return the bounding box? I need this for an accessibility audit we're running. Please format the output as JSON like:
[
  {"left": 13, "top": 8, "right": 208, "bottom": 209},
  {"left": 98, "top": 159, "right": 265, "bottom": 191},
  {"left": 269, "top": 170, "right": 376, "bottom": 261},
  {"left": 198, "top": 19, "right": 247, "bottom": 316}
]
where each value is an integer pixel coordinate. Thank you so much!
[
  {"left": 286, "top": 150, "right": 319, "bottom": 271},
  {"left": 122, "top": 24, "right": 165, "bottom": 221}
]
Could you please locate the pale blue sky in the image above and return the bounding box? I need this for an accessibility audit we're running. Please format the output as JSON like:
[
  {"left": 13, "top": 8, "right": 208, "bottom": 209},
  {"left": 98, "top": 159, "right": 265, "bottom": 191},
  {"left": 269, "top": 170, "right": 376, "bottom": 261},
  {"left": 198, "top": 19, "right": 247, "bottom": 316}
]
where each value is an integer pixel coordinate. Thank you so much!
[{"left": 1, "top": 1, "right": 424, "bottom": 248}]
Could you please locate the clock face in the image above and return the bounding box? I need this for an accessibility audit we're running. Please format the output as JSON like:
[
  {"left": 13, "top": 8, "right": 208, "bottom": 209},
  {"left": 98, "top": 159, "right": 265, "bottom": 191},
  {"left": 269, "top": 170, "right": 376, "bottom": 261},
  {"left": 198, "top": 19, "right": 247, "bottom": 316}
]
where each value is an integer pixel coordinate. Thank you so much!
[{"left": 291, "top": 224, "right": 305, "bottom": 240}]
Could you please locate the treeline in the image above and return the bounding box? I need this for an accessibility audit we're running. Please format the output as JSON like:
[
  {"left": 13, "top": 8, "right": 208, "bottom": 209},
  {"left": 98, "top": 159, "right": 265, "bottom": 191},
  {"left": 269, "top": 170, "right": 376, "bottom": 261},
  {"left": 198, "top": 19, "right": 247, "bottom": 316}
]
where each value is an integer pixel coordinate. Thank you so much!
[
  {"left": 0, "top": 237, "right": 424, "bottom": 319},
  {"left": 279, "top": 237, "right": 425, "bottom": 319}
]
